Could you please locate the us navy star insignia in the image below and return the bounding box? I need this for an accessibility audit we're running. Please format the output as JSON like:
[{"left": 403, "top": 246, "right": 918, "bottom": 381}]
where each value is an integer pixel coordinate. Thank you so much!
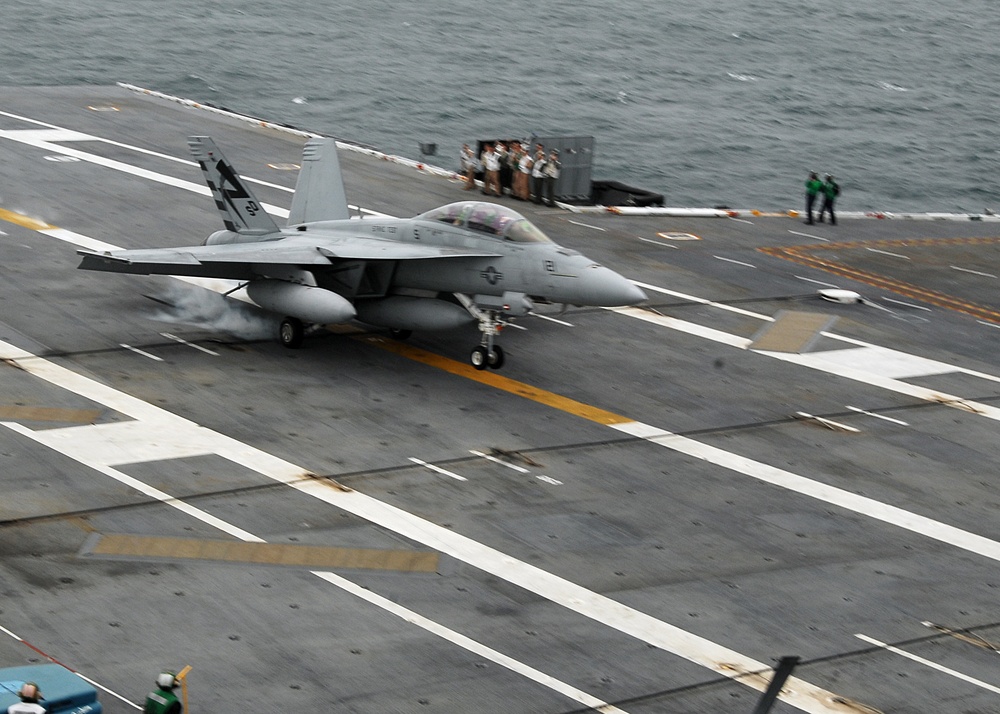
[{"left": 480, "top": 266, "right": 503, "bottom": 285}]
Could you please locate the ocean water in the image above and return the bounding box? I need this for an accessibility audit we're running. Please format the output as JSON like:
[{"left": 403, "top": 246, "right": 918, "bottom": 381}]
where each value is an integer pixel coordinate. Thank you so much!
[{"left": 3, "top": 0, "right": 999, "bottom": 212}]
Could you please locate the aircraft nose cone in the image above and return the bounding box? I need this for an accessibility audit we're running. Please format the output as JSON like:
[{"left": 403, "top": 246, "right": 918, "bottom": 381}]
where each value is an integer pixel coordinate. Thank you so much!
[
  {"left": 621, "top": 280, "right": 648, "bottom": 305},
  {"left": 593, "top": 267, "right": 647, "bottom": 306}
]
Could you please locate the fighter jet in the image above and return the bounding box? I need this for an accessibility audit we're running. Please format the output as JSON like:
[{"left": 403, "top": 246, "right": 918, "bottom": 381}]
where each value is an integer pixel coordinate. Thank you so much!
[{"left": 78, "top": 137, "right": 646, "bottom": 369}]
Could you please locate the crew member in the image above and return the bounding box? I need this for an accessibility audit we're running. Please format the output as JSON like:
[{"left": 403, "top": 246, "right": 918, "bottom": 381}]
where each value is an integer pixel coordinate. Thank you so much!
[
  {"left": 515, "top": 142, "right": 533, "bottom": 200},
  {"left": 480, "top": 143, "right": 501, "bottom": 197},
  {"left": 460, "top": 143, "right": 478, "bottom": 190},
  {"left": 818, "top": 174, "right": 839, "bottom": 224},
  {"left": 7, "top": 683, "right": 45, "bottom": 714},
  {"left": 804, "top": 171, "right": 823, "bottom": 225},
  {"left": 531, "top": 147, "right": 547, "bottom": 204},
  {"left": 143, "top": 671, "right": 182, "bottom": 714},
  {"left": 496, "top": 141, "right": 512, "bottom": 195},
  {"left": 542, "top": 149, "right": 562, "bottom": 207}
]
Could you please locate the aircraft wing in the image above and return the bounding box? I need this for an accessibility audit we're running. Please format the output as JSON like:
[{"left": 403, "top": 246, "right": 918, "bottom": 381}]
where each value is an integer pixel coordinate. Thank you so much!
[{"left": 77, "top": 236, "right": 501, "bottom": 278}]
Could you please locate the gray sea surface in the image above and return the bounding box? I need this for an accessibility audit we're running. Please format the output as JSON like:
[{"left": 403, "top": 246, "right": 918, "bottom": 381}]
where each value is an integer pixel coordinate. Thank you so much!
[{"left": 3, "top": 0, "right": 999, "bottom": 212}]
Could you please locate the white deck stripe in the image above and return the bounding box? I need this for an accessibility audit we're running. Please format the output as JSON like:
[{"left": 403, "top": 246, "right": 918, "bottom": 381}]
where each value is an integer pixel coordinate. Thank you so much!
[
  {"left": 607, "top": 306, "right": 752, "bottom": 348},
  {"left": 161, "top": 332, "right": 220, "bottom": 356},
  {"left": 866, "top": 248, "right": 910, "bottom": 259},
  {"left": 855, "top": 634, "right": 1000, "bottom": 695},
  {"left": 950, "top": 266, "right": 997, "bottom": 279},
  {"left": 408, "top": 457, "right": 468, "bottom": 481},
  {"left": 567, "top": 219, "right": 606, "bottom": 231},
  {"left": 713, "top": 255, "right": 756, "bottom": 268},
  {"left": 470, "top": 450, "right": 530, "bottom": 473},
  {"left": 846, "top": 406, "right": 909, "bottom": 426},
  {"left": 531, "top": 313, "right": 575, "bottom": 327},
  {"left": 119, "top": 343, "right": 163, "bottom": 361}
]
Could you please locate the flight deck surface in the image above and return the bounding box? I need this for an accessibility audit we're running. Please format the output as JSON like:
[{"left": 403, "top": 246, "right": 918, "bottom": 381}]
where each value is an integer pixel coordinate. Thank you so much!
[{"left": 2, "top": 85, "right": 1000, "bottom": 714}]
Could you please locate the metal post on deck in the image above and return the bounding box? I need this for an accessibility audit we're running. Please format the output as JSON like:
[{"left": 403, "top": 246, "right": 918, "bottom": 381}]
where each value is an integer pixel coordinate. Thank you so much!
[{"left": 750, "top": 656, "right": 800, "bottom": 714}]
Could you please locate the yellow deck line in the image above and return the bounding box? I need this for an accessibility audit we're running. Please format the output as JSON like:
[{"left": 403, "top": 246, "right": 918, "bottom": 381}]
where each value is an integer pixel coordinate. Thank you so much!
[
  {"left": 0, "top": 405, "right": 101, "bottom": 423},
  {"left": 90, "top": 533, "right": 440, "bottom": 572},
  {"left": 358, "top": 336, "right": 634, "bottom": 426},
  {"left": 0, "top": 208, "right": 52, "bottom": 231}
]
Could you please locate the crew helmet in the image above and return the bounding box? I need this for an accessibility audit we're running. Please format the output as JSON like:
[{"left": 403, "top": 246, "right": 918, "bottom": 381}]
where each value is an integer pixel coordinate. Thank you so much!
[
  {"left": 19, "top": 682, "right": 40, "bottom": 702},
  {"left": 156, "top": 671, "right": 177, "bottom": 690}
]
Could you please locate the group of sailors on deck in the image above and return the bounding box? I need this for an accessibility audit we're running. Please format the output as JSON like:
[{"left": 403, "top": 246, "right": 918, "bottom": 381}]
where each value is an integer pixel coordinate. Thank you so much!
[{"left": 461, "top": 140, "right": 562, "bottom": 207}]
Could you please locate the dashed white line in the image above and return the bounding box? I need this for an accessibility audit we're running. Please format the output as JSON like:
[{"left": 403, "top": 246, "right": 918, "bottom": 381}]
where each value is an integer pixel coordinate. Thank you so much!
[
  {"left": 794, "top": 411, "right": 861, "bottom": 433},
  {"left": 951, "top": 265, "right": 998, "bottom": 279},
  {"left": 977, "top": 320, "right": 1000, "bottom": 330},
  {"left": 788, "top": 230, "right": 829, "bottom": 241},
  {"left": 161, "top": 332, "right": 220, "bottom": 355},
  {"left": 881, "top": 297, "right": 932, "bottom": 311},
  {"left": 856, "top": 634, "right": 1000, "bottom": 695},
  {"left": 567, "top": 220, "right": 606, "bottom": 231},
  {"left": 408, "top": 456, "right": 468, "bottom": 481},
  {"left": 867, "top": 247, "right": 910, "bottom": 259},
  {"left": 536, "top": 475, "right": 564, "bottom": 485},
  {"left": 119, "top": 343, "right": 163, "bottom": 361},
  {"left": 795, "top": 276, "right": 841, "bottom": 288},
  {"left": 469, "top": 449, "right": 530, "bottom": 473},
  {"left": 713, "top": 255, "right": 756, "bottom": 268},
  {"left": 628, "top": 281, "right": 770, "bottom": 320},
  {"left": 846, "top": 406, "right": 909, "bottom": 426},
  {"left": 530, "top": 312, "right": 575, "bottom": 327}
]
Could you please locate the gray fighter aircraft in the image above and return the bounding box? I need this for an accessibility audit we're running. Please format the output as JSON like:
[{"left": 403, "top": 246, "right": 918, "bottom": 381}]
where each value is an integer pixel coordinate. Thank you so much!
[{"left": 78, "top": 137, "right": 646, "bottom": 369}]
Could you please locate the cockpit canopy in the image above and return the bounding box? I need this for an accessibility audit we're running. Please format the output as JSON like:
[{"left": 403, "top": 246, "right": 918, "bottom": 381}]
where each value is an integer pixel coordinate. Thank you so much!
[{"left": 417, "top": 201, "right": 553, "bottom": 243}]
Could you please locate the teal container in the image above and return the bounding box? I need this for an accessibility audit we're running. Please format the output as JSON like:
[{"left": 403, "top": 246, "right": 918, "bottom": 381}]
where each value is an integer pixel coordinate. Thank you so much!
[{"left": 0, "top": 664, "right": 102, "bottom": 713}]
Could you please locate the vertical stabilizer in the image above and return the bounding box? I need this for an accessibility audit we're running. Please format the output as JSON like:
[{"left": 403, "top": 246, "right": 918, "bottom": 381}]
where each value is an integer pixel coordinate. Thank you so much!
[
  {"left": 287, "top": 138, "right": 351, "bottom": 225},
  {"left": 188, "top": 137, "right": 281, "bottom": 236}
]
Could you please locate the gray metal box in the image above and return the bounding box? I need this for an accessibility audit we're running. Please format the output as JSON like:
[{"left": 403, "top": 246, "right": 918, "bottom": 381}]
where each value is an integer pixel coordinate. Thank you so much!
[{"left": 530, "top": 135, "right": 594, "bottom": 202}]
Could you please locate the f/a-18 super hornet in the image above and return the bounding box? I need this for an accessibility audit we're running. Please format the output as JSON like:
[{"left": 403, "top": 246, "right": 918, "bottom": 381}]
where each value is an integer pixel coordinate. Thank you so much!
[{"left": 78, "top": 137, "right": 646, "bottom": 369}]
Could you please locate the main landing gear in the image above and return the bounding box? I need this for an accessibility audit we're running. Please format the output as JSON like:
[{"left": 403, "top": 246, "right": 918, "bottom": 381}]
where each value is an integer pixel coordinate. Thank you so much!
[{"left": 279, "top": 317, "right": 304, "bottom": 348}]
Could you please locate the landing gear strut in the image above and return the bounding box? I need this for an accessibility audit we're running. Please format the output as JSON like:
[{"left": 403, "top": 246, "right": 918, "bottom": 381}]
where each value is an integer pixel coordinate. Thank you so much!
[
  {"left": 455, "top": 292, "right": 532, "bottom": 370},
  {"left": 469, "top": 309, "right": 506, "bottom": 370}
]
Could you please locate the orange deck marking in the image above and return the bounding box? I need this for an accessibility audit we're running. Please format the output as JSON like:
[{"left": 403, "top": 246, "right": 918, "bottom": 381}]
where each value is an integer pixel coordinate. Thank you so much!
[
  {"left": 358, "top": 336, "right": 634, "bottom": 426},
  {"left": 761, "top": 236, "right": 1000, "bottom": 324}
]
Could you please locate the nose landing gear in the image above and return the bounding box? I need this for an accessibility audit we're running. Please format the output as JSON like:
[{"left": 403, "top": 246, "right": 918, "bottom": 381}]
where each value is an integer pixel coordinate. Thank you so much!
[
  {"left": 469, "top": 308, "right": 506, "bottom": 370},
  {"left": 457, "top": 292, "right": 532, "bottom": 370}
]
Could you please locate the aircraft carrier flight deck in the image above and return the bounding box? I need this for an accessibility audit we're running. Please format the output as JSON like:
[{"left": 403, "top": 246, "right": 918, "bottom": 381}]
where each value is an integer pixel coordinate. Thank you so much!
[{"left": 3, "top": 85, "right": 1000, "bottom": 713}]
